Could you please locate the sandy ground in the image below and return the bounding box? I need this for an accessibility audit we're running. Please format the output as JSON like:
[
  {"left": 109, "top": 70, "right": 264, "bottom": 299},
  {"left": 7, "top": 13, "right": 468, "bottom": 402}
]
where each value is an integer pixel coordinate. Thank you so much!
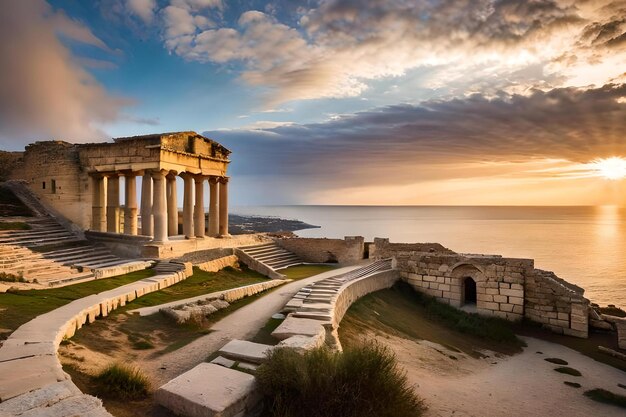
[{"left": 378, "top": 333, "right": 626, "bottom": 417}]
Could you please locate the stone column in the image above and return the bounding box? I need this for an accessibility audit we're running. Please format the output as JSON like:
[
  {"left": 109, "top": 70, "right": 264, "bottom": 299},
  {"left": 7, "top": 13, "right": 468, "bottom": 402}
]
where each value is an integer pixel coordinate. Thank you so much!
[
  {"left": 152, "top": 170, "right": 168, "bottom": 243},
  {"left": 91, "top": 175, "right": 106, "bottom": 232},
  {"left": 124, "top": 173, "right": 138, "bottom": 235},
  {"left": 140, "top": 173, "right": 153, "bottom": 237},
  {"left": 166, "top": 173, "right": 178, "bottom": 236},
  {"left": 218, "top": 177, "right": 230, "bottom": 237},
  {"left": 208, "top": 177, "right": 219, "bottom": 237},
  {"left": 194, "top": 175, "right": 206, "bottom": 238},
  {"left": 106, "top": 174, "right": 121, "bottom": 233},
  {"left": 181, "top": 173, "right": 194, "bottom": 239}
]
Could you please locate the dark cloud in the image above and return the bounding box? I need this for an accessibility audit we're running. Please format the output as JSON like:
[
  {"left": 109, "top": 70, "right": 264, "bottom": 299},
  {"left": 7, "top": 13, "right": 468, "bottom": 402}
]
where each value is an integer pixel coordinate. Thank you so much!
[{"left": 207, "top": 83, "right": 626, "bottom": 190}]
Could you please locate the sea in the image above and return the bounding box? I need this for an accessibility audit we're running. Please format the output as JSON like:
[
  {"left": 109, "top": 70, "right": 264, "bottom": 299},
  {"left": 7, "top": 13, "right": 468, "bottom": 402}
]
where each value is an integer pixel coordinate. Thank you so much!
[{"left": 232, "top": 205, "right": 626, "bottom": 309}]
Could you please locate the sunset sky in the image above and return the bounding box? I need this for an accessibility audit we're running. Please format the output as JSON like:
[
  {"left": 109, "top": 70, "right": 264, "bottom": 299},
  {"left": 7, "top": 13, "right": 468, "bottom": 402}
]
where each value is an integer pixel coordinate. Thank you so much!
[{"left": 1, "top": 0, "right": 625, "bottom": 205}]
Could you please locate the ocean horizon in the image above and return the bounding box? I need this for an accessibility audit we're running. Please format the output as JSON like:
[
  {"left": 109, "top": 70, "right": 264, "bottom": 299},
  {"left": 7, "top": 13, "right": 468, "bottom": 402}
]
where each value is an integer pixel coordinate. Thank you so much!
[{"left": 232, "top": 205, "right": 626, "bottom": 309}]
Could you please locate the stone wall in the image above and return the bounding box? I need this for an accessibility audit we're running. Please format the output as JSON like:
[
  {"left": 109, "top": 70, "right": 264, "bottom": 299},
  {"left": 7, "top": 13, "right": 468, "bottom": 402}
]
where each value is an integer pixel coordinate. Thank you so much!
[
  {"left": 276, "top": 236, "right": 365, "bottom": 264},
  {"left": 525, "top": 269, "right": 589, "bottom": 338},
  {"left": 372, "top": 238, "right": 590, "bottom": 337},
  {"left": 10, "top": 142, "right": 90, "bottom": 229}
]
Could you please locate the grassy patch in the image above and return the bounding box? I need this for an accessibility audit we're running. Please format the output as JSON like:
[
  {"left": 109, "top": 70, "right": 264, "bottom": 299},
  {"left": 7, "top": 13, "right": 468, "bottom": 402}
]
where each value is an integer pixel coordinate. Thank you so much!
[
  {"left": 339, "top": 282, "right": 524, "bottom": 356},
  {"left": 564, "top": 381, "right": 581, "bottom": 388},
  {"left": 0, "top": 269, "right": 155, "bottom": 338},
  {"left": 554, "top": 366, "right": 582, "bottom": 376},
  {"left": 93, "top": 363, "right": 150, "bottom": 400},
  {"left": 118, "top": 266, "right": 267, "bottom": 311},
  {"left": 584, "top": 388, "right": 626, "bottom": 408},
  {"left": 0, "top": 272, "right": 26, "bottom": 283},
  {"left": 0, "top": 221, "right": 31, "bottom": 230},
  {"left": 251, "top": 316, "right": 285, "bottom": 345},
  {"left": 545, "top": 357, "right": 568, "bottom": 365},
  {"left": 279, "top": 264, "right": 339, "bottom": 280},
  {"left": 257, "top": 344, "right": 425, "bottom": 417}
]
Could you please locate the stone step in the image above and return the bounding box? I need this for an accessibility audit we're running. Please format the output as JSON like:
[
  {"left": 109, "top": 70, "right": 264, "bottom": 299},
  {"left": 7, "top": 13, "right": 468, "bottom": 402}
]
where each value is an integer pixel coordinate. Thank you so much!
[
  {"left": 271, "top": 260, "right": 302, "bottom": 270},
  {"left": 47, "top": 272, "right": 97, "bottom": 286},
  {"left": 43, "top": 246, "right": 99, "bottom": 257},
  {"left": 218, "top": 340, "right": 274, "bottom": 364},
  {"left": 254, "top": 249, "right": 297, "bottom": 259}
]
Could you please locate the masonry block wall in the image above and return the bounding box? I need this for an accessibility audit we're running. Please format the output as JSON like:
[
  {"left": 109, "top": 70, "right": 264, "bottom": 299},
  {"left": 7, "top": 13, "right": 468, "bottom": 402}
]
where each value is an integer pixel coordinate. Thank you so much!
[
  {"left": 276, "top": 236, "right": 365, "bottom": 264},
  {"left": 372, "top": 238, "right": 590, "bottom": 337},
  {"left": 10, "top": 142, "right": 90, "bottom": 228}
]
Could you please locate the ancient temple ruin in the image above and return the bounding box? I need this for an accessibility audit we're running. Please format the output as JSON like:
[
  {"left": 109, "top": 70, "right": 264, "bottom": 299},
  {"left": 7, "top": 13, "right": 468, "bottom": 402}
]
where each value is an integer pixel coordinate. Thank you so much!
[{"left": 5, "top": 132, "right": 258, "bottom": 257}]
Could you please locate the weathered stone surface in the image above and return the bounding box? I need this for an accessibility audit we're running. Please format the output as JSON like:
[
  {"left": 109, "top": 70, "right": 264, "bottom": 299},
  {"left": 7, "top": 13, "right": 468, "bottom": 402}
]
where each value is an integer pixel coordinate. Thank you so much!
[
  {"left": 277, "top": 334, "right": 325, "bottom": 353},
  {"left": 218, "top": 340, "right": 274, "bottom": 364},
  {"left": 155, "top": 363, "right": 259, "bottom": 417},
  {"left": 210, "top": 356, "right": 236, "bottom": 369},
  {"left": 0, "top": 381, "right": 80, "bottom": 415},
  {"left": 272, "top": 316, "right": 327, "bottom": 341}
]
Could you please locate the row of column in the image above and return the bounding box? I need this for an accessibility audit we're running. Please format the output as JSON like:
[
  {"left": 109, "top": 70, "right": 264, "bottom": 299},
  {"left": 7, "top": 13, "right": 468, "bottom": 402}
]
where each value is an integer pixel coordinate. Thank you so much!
[{"left": 91, "top": 170, "right": 229, "bottom": 243}]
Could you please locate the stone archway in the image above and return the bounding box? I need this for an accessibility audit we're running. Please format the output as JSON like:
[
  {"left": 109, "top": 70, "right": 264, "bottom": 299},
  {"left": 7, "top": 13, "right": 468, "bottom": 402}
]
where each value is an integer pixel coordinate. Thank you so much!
[{"left": 463, "top": 277, "right": 477, "bottom": 305}]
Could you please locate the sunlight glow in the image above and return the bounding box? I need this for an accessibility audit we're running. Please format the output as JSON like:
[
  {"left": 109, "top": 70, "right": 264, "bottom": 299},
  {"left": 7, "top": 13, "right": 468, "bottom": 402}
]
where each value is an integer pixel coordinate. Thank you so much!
[{"left": 593, "top": 157, "right": 626, "bottom": 180}]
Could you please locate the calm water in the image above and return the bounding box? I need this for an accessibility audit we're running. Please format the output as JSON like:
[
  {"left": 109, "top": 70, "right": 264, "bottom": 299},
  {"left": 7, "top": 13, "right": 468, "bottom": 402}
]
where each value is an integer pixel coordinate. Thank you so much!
[{"left": 232, "top": 205, "right": 626, "bottom": 308}]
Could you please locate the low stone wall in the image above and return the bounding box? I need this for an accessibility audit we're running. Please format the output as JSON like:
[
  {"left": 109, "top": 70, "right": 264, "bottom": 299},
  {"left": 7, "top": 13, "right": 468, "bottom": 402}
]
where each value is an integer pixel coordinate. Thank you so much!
[
  {"left": 195, "top": 255, "right": 239, "bottom": 273},
  {"left": 373, "top": 238, "right": 590, "bottom": 337},
  {"left": 276, "top": 236, "right": 365, "bottom": 264},
  {"left": 144, "top": 234, "right": 270, "bottom": 259},
  {"left": 177, "top": 247, "right": 234, "bottom": 264}
]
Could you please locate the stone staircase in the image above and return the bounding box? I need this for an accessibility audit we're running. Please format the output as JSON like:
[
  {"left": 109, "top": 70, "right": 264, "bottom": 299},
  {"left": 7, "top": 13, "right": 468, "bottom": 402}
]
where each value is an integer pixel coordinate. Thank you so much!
[
  {"left": 0, "top": 216, "right": 151, "bottom": 286},
  {"left": 238, "top": 242, "right": 302, "bottom": 271}
]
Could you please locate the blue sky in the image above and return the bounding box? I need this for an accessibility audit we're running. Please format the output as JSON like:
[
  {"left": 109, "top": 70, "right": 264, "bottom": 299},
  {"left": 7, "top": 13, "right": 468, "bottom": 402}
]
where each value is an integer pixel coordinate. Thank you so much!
[{"left": 1, "top": 1, "right": 625, "bottom": 205}]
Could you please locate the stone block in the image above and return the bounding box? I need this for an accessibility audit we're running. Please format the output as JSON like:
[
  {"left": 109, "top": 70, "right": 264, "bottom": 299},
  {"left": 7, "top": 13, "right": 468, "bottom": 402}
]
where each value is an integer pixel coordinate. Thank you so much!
[
  {"left": 500, "top": 303, "right": 514, "bottom": 312},
  {"left": 486, "top": 288, "right": 500, "bottom": 295},
  {"left": 155, "top": 363, "right": 260, "bottom": 417},
  {"left": 500, "top": 288, "right": 523, "bottom": 298},
  {"left": 0, "top": 381, "right": 80, "bottom": 415},
  {"left": 509, "top": 296, "right": 524, "bottom": 305},
  {"left": 219, "top": 340, "right": 274, "bottom": 364},
  {"left": 424, "top": 275, "right": 436, "bottom": 282},
  {"left": 480, "top": 301, "right": 499, "bottom": 311},
  {"left": 277, "top": 334, "right": 325, "bottom": 353},
  {"left": 493, "top": 295, "right": 508, "bottom": 303},
  {"left": 477, "top": 294, "right": 493, "bottom": 302},
  {"left": 438, "top": 283, "right": 450, "bottom": 291},
  {"left": 557, "top": 313, "right": 569, "bottom": 321},
  {"left": 513, "top": 305, "right": 524, "bottom": 314}
]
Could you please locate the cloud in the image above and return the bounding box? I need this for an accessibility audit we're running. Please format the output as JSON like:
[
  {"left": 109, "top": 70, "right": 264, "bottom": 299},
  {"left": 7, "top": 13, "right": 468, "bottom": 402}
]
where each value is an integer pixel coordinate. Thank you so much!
[
  {"left": 126, "top": 0, "right": 157, "bottom": 23},
  {"left": 0, "top": 0, "right": 128, "bottom": 149},
  {"left": 206, "top": 83, "right": 626, "bottom": 202},
  {"left": 155, "top": 0, "right": 625, "bottom": 106}
]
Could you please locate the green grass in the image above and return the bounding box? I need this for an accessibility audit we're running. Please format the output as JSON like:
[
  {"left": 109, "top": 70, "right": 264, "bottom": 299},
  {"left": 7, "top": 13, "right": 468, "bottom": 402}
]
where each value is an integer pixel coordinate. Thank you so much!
[
  {"left": 554, "top": 366, "right": 582, "bottom": 376},
  {"left": 116, "top": 266, "right": 267, "bottom": 311},
  {"left": 256, "top": 344, "right": 425, "bottom": 417},
  {"left": 0, "top": 269, "right": 155, "bottom": 338},
  {"left": 339, "top": 282, "right": 524, "bottom": 357},
  {"left": 564, "top": 381, "right": 581, "bottom": 388},
  {"left": 0, "top": 221, "right": 31, "bottom": 230},
  {"left": 584, "top": 388, "right": 626, "bottom": 408},
  {"left": 279, "top": 264, "right": 339, "bottom": 280},
  {"left": 251, "top": 316, "right": 285, "bottom": 345},
  {"left": 545, "top": 357, "right": 568, "bottom": 365},
  {"left": 93, "top": 363, "right": 150, "bottom": 400}
]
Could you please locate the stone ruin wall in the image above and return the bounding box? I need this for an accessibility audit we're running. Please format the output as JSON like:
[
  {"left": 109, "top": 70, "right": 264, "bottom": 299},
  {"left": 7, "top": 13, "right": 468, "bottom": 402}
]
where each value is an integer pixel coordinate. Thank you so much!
[
  {"left": 9, "top": 142, "right": 90, "bottom": 228},
  {"left": 276, "top": 236, "right": 365, "bottom": 264},
  {"left": 371, "top": 238, "right": 589, "bottom": 337}
]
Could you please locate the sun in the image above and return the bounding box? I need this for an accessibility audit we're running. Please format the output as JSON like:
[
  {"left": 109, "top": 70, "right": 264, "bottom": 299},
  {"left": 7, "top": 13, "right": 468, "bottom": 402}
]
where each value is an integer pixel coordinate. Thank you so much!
[{"left": 592, "top": 157, "right": 626, "bottom": 180}]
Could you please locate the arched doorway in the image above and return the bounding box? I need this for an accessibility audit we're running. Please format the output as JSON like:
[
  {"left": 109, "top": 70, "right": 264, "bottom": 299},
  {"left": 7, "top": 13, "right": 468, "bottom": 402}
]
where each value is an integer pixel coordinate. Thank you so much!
[{"left": 463, "top": 277, "right": 477, "bottom": 305}]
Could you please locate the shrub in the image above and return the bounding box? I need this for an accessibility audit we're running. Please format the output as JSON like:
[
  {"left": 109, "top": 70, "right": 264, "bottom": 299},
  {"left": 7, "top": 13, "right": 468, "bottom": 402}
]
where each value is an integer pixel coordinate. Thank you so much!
[
  {"left": 584, "top": 388, "right": 626, "bottom": 408},
  {"left": 554, "top": 366, "right": 582, "bottom": 376},
  {"left": 93, "top": 363, "right": 150, "bottom": 400},
  {"left": 0, "top": 272, "right": 26, "bottom": 283},
  {"left": 256, "top": 344, "right": 424, "bottom": 417}
]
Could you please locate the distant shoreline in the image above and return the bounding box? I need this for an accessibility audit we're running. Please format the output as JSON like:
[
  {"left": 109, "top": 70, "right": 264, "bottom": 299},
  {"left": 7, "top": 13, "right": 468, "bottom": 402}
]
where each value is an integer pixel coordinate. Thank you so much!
[{"left": 229, "top": 213, "right": 320, "bottom": 234}]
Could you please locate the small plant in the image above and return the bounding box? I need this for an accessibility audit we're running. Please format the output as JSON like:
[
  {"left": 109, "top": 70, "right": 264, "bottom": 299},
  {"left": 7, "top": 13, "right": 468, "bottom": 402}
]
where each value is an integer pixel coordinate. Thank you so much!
[
  {"left": 132, "top": 340, "right": 155, "bottom": 350},
  {"left": 584, "top": 388, "right": 626, "bottom": 408},
  {"left": 545, "top": 357, "right": 568, "bottom": 365},
  {"left": 0, "top": 272, "right": 26, "bottom": 283},
  {"left": 564, "top": 381, "right": 581, "bottom": 388},
  {"left": 93, "top": 363, "right": 150, "bottom": 400},
  {"left": 256, "top": 343, "right": 425, "bottom": 417},
  {"left": 554, "top": 366, "right": 582, "bottom": 377}
]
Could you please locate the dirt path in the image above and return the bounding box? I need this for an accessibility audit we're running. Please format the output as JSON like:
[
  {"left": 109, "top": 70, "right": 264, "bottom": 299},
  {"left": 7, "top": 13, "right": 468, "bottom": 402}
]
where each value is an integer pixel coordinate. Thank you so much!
[
  {"left": 385, "top": 335, "right": 626, "bottom": 417},
  {"left": 141, "top": 264, "right": 364, "bottom": 386}
]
